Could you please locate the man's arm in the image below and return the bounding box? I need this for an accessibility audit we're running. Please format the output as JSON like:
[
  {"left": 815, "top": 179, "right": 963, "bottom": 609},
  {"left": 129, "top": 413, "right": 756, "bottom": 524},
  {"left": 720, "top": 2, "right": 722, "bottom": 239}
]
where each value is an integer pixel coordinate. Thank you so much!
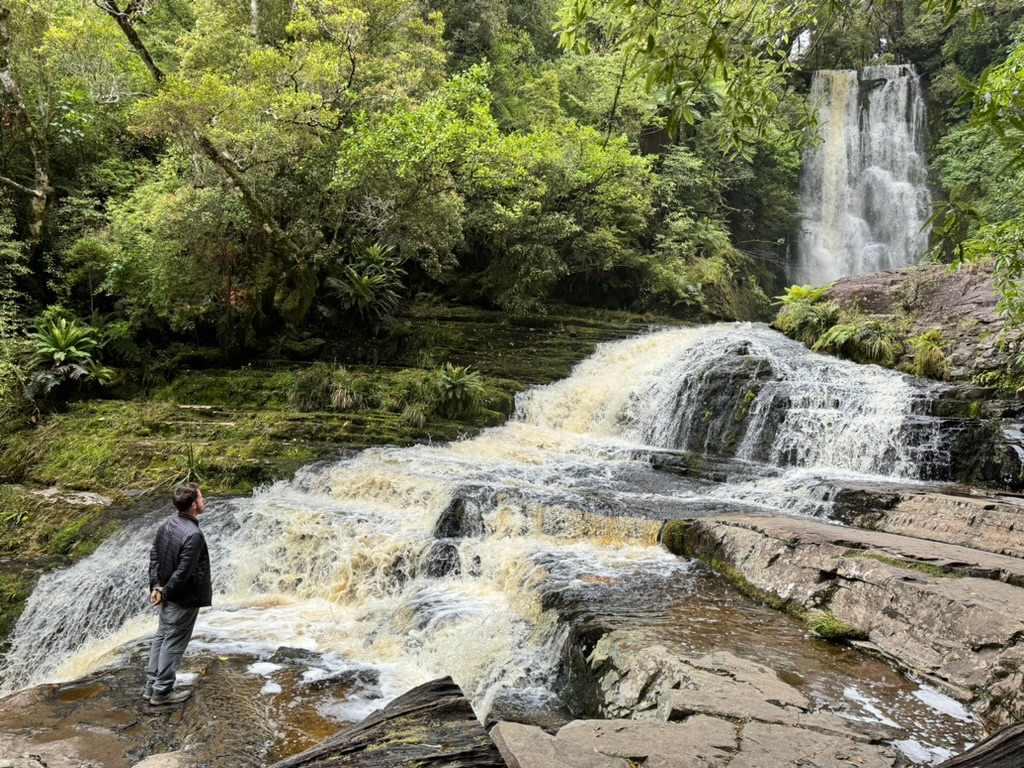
[{"left": 149, "top": 530, "right": 160, "bottom": 590}]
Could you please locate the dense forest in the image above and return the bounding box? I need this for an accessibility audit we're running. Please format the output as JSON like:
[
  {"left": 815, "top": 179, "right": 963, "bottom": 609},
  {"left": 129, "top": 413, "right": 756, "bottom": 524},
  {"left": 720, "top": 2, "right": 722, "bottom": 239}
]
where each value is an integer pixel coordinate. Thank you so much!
[{"left": 1, "top": 0, "right": 1023, "bottom": 421}]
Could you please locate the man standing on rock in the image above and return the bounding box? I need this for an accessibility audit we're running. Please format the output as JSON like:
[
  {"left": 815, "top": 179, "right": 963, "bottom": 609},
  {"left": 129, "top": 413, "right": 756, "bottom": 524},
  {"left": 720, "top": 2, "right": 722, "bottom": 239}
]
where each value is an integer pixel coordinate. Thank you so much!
[{"left": 145, "top": 481, "right": 212, "bottom": 706}]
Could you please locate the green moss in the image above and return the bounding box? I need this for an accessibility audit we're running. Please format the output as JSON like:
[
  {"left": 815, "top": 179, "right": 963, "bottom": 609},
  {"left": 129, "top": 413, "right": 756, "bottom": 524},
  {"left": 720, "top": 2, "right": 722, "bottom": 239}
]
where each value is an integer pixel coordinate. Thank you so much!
[
  {"left": 736, "top": 386, "right": 760, "bottom": 422},
  {"left": 0, "top": 572, "right": 34, "bottom": 648},
  {"left": 806, "top": 611, "right": 867, "bottom": 642},
  {"left": 844, "top": 551, "right": 966, "bottom": 578},
  {"left": 704, "top": 556, "right": 802, "bottom": 616},
  {"left": 45, "top": 510, "right": 102, "bottom": 557},
  {"left": 658, "top": 519, "right": 692, "bottom": 556}
]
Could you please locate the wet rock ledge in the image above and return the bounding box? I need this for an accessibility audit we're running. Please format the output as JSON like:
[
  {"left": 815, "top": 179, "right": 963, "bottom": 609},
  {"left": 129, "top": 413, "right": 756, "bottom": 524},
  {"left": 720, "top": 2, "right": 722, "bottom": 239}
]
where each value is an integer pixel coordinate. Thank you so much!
[{"left": 661, "top": 513, "right": 1024, "bottom": 729}]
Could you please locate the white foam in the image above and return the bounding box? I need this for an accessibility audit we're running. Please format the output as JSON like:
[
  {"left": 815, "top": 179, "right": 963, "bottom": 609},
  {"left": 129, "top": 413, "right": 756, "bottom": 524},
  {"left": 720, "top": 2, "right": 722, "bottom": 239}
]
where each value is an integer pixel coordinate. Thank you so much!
[
  {"left": 893, "top": 739, "right": 956, "bottom": 765},
  {"left": 912, "top": 685, "right": 976, "bottom": 722}
]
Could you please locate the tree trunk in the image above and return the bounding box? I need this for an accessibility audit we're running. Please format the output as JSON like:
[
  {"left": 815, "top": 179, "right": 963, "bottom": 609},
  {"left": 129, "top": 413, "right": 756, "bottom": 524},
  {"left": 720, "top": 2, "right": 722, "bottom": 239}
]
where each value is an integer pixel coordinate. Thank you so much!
[
  {"left": 938, "top": 720, "right": 1024, "bottom": 768},
  {"left": 0, "top": 2, "right": 52, "bottom": 251},
  {"left": 96, "top": 0, "right": 165, "bottom": 83}
]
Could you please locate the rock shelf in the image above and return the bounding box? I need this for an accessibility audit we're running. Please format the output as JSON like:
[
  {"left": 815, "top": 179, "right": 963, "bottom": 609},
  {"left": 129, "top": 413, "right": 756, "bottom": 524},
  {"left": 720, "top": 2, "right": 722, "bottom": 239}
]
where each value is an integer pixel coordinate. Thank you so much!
[{"left": 661, "top": 511, "right": 1024, "bottom": 728}]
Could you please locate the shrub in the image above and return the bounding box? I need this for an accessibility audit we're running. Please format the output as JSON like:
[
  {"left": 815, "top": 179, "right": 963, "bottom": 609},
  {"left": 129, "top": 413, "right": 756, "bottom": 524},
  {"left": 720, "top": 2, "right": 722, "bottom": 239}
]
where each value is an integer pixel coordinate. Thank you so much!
[
  {"left": 774, "top": 297, "right": 841, "bottom": 346},
  {"left": 812, "top": 316, "right": 904, "bottom": 367},
  {"left": 22, "top": 314, "right": 117, "bottom": 403},
  {"left": 288, "top": 363, "right": 336, "bottom": 411},
  {"left": 851, "top": 319, "right": 904, "bottom": 366},
  {"left": 908, "top": 328, "right": 951, "bottom": 379},
  {"left": 401, "top": 402, "right": 430, "bottom": 428},
  {"left": 776, "top": 284, "right": 830, "bottom": 305},
  {"left": 326, "top": 242, "right": 406, "bottom": 324},
  {"left": 430, "top": 363, "right": 484, "bottom": 418}
]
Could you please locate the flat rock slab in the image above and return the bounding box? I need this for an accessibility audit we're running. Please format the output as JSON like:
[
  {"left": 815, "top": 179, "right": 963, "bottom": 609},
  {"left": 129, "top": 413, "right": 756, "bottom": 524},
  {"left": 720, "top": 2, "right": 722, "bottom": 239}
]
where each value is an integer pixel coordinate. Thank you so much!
[
  {"left": 577, "top": 632, "right": 901, "bottom": 745},
  {"left": 512, "top": 717, "right": 911, "bottom": 768},
  {"left": 729, "top": 722, "right": 908, "bottom": 768},
  {"left": 833, "top": 486, "right": 1024, "bottom": 562},
  {"left": 557, "top": 717, "right": 738, "bottom": 768},
  {"left": 269, "top": 677, "right": 506, "bottom": 768},
  {"left": 663, "top": 514, "right": 1024, "bottom": 727},
  {"left": 491, "top": 721, "right": 628, "bottom": 768}
]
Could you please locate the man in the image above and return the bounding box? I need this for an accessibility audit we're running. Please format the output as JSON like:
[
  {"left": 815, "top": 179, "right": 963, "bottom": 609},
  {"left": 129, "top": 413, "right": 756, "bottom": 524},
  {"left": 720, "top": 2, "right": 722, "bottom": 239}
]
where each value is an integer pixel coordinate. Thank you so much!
[{"left": 145, "top": 481, "right": 212, "bottom": 706}]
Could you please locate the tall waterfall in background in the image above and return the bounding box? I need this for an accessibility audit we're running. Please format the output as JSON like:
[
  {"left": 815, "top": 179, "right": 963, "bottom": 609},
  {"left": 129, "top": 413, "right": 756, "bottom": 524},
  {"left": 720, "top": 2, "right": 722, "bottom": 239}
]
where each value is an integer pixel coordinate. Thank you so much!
[{"left": 794, "top": 65, "right": 931, "bottom": 285}]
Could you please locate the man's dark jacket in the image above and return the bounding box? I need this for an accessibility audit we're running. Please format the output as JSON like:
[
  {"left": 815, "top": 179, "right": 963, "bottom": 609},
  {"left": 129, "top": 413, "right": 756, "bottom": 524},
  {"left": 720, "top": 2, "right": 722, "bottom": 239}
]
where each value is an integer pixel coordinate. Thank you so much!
[{"left": 149, "top": 513, "right": 212, "bottom": 608}]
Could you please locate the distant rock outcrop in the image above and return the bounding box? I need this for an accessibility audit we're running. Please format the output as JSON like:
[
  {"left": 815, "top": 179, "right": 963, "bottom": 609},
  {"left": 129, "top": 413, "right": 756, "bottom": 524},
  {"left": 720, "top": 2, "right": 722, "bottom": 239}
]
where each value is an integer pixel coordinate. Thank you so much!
[{"left": 825, "top": 261, "right": 1017, "bottom": 381}]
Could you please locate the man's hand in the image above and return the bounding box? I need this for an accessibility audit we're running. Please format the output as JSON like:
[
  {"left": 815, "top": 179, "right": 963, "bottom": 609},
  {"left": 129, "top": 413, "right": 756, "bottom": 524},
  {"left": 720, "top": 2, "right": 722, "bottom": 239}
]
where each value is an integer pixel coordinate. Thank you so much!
[{"left": 150, "top": 587, "right": 164, "bottom": 606}]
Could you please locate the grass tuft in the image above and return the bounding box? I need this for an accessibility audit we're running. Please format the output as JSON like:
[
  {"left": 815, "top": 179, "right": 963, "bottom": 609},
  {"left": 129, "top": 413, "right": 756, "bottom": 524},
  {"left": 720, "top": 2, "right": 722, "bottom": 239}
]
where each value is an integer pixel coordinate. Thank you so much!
[{"left": 806, "top": 611, "right": 867, "bottom": 642}]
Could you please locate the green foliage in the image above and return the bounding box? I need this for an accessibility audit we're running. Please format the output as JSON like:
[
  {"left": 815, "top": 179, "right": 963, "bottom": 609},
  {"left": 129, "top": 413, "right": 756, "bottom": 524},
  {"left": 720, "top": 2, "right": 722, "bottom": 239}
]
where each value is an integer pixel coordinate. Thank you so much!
[
  {"left": 430, "top": 363, "right": 485, "bottom": 418},
  {"left": 925, "top": 19, "right": 1024, "bottom": 336},
  {"left": 772, "top": 287, "right": 841, "bottom": 347},
  {"left": 806, "top": 612, "right": 867, "bottom": 642},
  {"left": 401, "top": 401, "right": 430, "bottom": 428},
  {"left": 0, "top": 571, "right": 33, "bottom": 647},
  {"left": 908, "top": 328, "right": 952, "bottom": 379},
  {"left": 170, "top": 444, "right": 205, "bottom": 487},
  {"left": 777, "top": 284, "right": 830, "bottom": 306},
  {"left": 45, "top": 510, "right": 101, "bottom": 557},
  {"left": 288, "top": 363, "right": 338, "bottom": 412},
  {"left": 465, "top": 123, "right": 654, "bottom": 313},
  {"left": 326, "top": 242, "right": 406, "bottom": 324},
  {"left": 557, "top": 0, "right": 819, "bottom": 154},
  {"left": 0, "top": 204, "right": 28, "bottom": 431},
  {"left": 22, "top": 313, "right": 118, "bottom": 402},
  {"left": 813, "top": 317, "right": 904, "bottom": 367}
]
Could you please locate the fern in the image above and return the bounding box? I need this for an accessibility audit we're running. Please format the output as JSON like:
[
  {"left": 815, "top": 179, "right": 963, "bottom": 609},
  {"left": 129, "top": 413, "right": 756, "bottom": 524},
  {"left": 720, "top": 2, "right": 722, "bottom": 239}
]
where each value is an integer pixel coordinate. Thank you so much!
[
  {"left": 812, "top": 323, "right": 860, "bottom": 354},
  {"left": 776, "top": 284, "right": 830, "bottom": 305}
]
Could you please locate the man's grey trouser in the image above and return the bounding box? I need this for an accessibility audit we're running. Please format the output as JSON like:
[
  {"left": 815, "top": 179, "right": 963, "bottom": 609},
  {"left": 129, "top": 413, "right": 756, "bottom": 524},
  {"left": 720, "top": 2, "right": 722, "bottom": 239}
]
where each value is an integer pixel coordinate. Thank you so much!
[{"left": 146, "top": 601, "right": 200, "bottom": 695}]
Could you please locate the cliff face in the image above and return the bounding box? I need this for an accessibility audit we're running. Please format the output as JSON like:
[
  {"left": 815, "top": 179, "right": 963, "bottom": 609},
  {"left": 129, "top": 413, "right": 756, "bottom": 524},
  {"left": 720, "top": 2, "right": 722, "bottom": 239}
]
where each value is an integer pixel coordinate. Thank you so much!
[{"left": 825, "top": 261, "right": 1016, "bottom": 382}]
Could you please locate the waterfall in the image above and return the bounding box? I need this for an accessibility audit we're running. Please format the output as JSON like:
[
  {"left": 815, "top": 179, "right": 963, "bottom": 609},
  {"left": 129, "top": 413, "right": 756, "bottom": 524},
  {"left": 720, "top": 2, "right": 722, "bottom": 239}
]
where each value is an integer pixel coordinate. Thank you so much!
[
  {"left": 0, "top": 325, "right": 959, "bottom": 724},
  {"left": 794, "top": 65, "right": 931, "bottom": 285}
]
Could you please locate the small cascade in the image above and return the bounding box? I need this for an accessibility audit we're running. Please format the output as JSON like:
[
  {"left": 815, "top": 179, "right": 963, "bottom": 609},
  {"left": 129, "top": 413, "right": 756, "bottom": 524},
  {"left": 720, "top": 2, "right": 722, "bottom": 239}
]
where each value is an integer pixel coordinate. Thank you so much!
[
  {"left": 794, "top": 65, "right": 931, "bottom": 285},
  {"left": 0, "top": 324, "right": 985, "bottom": 758}
]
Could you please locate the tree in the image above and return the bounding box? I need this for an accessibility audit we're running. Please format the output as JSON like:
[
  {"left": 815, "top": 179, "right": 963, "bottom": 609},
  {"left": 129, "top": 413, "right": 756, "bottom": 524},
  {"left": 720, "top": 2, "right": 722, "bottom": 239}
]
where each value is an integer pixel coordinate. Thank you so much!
[
  {"left": 0, "top": 3, "right": 52, "bottom": 254},
  {"left": 941, "top": 33, "right": 1024, "bottom": 328},
  {"left": 556, "top": 0, "right": 822, "bottom": 155}
]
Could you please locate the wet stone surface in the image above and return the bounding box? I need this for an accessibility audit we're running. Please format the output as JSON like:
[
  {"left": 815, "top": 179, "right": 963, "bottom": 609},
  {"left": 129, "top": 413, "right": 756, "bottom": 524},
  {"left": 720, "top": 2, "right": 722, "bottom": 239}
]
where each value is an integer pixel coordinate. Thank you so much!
[{"left": 0, "top": 642, "right": 361, "bottom": 768}]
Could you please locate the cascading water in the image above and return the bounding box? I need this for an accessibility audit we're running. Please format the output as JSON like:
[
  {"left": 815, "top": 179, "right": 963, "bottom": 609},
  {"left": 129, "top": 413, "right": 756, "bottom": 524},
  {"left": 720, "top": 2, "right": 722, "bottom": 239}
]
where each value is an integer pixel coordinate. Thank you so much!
[
  {"left": 0, "top": 324, "right": 976, "bottom": 760},
  {"left": 794, "top": 65, "right": 932, "bottom": 285}
]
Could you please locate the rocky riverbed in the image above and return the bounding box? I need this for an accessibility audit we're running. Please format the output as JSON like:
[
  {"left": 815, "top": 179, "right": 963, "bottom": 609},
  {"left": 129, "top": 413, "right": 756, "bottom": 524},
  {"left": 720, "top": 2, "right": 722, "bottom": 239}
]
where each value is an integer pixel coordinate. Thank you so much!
[{"left": 661, "top": 489, "right": 1024, "bottom": 731}]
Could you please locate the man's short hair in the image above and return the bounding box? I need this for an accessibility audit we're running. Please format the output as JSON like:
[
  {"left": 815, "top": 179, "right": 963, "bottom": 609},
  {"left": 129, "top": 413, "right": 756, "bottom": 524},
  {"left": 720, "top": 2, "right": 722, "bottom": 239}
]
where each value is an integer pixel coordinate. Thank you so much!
[{"left": 173, "top": 482, "right": 201, "bottom": 512}]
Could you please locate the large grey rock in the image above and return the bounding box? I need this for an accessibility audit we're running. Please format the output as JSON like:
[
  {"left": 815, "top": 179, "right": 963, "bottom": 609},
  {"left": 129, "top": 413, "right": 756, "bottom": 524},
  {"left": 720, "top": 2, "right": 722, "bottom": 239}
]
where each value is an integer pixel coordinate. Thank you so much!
[
  {"left": 729, "top": 722, "right": 909, "bottom": 768},
  {"left": 490, "top": 721, "right": 627, "bottom": 768},
  {"left": 270, "top": 677, "right": 505, "bottom": 768},
  {"left": 826, "top": 262, "right": 1016, "bottom": 381},
  {"left": 833, "top": 487, "right": 1024, "bottom": 562},
  {"left": 580, "top": 633, "right": 898, "bottom": 743},
  {"left": 666, "top": 514, "right": 1024, "bottom": 727},
  {"left": 556, "top": 717, "right": 738, "bottom": 768}
]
